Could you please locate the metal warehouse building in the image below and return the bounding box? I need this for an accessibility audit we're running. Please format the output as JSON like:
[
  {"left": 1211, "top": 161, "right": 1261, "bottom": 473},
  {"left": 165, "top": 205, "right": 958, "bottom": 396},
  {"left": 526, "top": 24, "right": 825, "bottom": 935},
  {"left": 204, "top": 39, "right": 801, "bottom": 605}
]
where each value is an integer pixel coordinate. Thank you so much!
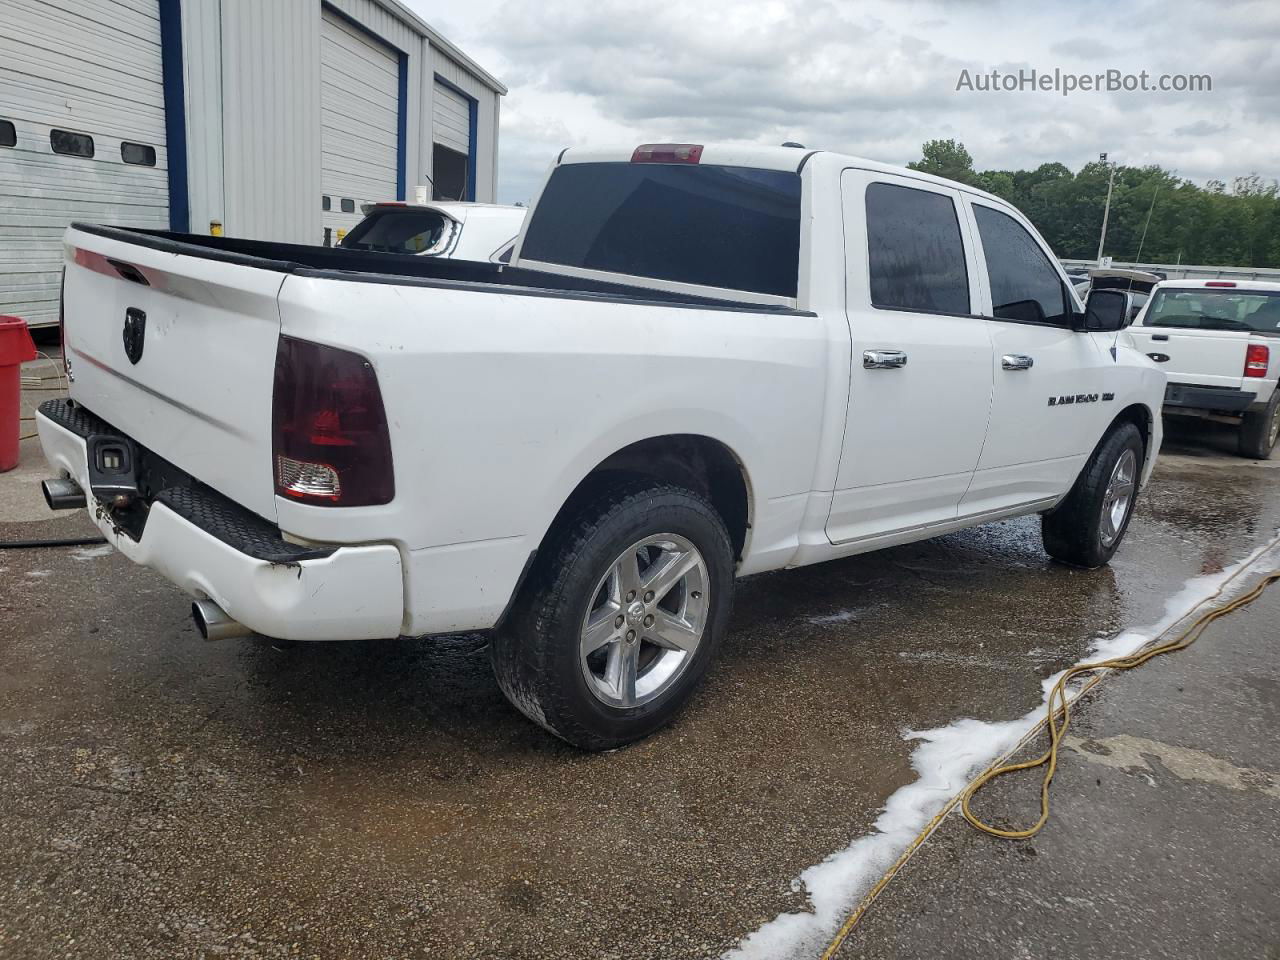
[{"left": 1, "top": 0, "right": 506, "bottom": 327}]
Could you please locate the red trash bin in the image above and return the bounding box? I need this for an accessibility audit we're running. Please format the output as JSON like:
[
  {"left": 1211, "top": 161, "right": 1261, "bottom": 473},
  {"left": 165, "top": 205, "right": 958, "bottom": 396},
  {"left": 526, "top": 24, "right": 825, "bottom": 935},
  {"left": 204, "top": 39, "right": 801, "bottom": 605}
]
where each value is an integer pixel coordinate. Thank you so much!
[{"left": 0, "top": 316, "right": 39, "bottom": 472}]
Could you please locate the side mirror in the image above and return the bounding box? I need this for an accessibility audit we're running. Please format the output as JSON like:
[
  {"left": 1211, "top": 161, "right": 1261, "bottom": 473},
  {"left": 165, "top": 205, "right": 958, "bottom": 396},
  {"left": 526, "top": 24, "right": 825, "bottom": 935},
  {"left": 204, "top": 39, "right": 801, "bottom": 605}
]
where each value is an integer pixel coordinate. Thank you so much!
[{"left": 1084, "top": 289, "right": 1128, "bottom": 332}]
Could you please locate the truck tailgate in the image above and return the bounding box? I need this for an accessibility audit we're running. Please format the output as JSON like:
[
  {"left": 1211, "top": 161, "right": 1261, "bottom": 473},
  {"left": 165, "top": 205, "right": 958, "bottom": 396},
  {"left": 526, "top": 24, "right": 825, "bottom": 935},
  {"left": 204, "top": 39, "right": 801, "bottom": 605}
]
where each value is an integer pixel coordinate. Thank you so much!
[
  {"left": 62, "top": 226, "right": 284, "bottom": 520},
  {"left": 1128, "top": 326, "right": 1246, "bottom": 390}
]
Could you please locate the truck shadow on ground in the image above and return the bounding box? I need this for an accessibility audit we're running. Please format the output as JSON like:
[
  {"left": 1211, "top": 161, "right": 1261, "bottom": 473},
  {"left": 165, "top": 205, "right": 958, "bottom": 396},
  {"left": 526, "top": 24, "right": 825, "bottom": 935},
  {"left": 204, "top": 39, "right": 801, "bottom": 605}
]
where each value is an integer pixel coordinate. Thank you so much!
[{"left": 221, "top": 515, "right": 1126, "bottom": 767}]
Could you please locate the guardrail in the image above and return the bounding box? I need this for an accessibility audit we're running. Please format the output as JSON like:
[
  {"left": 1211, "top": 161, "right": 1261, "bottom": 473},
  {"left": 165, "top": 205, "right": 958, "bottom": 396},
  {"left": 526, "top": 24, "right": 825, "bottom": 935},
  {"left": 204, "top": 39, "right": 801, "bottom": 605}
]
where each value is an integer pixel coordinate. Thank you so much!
[{"left": 1060, "top": 259, "right": 1280, "bottom": 282}]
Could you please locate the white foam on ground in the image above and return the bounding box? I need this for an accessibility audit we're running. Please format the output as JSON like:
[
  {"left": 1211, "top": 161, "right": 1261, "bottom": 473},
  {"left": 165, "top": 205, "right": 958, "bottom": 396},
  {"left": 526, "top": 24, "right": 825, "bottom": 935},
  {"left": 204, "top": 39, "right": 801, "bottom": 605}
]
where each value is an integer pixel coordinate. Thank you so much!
[
  {"left": 807, "top": 609, "right": 863, "bottom": 625},
  {"left": 71, "top": 544, "right": 114, "bottom": 560},
  {"left": 725, "top": 539, "right": 1280, "bottom": 960}
]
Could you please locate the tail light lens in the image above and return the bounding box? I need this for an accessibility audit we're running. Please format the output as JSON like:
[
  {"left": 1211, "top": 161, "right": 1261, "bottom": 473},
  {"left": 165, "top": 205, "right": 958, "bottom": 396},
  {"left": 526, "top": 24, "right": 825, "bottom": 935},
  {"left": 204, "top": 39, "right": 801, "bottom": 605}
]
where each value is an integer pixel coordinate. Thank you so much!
[
  {"left": 271, "top": 336, "right": 394, "bottom": 506},
  {"left": 1245, "top": 343, "right": 1269, "bottom": 379}
]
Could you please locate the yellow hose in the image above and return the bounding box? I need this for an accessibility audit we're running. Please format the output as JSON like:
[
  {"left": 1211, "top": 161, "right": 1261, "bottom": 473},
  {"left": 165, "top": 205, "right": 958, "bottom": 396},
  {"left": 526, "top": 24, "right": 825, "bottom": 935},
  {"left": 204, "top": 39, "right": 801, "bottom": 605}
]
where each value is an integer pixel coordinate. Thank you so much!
[{"left": 962, "top": 568, "right": 1280, "bottom": 839}]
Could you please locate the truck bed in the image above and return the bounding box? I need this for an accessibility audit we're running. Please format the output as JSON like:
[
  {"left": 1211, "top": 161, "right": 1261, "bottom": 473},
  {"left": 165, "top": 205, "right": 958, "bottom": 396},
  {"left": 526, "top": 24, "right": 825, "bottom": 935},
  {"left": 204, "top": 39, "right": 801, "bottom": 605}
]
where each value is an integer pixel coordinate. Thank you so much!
[{"left": 71, "top": 223, "right": 799, "bottom": 314}]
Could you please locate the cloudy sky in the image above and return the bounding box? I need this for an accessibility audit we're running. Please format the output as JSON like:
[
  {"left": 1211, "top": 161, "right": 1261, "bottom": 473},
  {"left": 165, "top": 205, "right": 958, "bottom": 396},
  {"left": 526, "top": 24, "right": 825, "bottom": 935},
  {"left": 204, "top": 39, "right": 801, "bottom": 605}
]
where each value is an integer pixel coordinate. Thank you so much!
[{"left": 406, "top": 0, "right": 1280, "bottom": 205}]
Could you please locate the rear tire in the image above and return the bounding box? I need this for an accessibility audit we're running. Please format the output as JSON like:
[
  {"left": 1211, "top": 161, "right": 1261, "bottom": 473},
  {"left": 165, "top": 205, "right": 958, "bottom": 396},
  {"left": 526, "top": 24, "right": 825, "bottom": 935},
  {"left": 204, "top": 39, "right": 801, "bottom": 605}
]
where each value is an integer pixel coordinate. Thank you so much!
[
  {"left": 1238, "top": 391, "right": 1280, "bottom": 460},
  {"left": 1042, "top": 422, "right": 1144, "bottom": 568},
  {"left": 490, "top": 480, "right": 734, "bottom": 751}
]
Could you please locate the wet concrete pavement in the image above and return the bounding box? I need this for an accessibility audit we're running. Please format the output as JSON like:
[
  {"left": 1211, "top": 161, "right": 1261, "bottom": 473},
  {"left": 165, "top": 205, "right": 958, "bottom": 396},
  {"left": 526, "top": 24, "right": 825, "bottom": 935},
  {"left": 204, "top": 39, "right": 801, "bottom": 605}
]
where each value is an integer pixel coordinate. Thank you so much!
[
  {"left": 2, "top": 373, "right": 1279, "bottom": 959},
  {"left": 835, "top": 556, "right": 1280, "bottom": 960}
]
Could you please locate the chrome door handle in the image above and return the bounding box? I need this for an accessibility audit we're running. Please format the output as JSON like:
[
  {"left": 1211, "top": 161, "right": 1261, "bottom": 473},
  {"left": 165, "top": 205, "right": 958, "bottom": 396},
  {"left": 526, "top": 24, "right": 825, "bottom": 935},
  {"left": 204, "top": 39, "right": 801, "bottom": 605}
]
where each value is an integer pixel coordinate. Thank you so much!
[
  {"left": 1001, "top": 354, "right": 1035, "bottom": 371},
  {"left": 863, "top": 349, "right": 908, "bottom": 369}
]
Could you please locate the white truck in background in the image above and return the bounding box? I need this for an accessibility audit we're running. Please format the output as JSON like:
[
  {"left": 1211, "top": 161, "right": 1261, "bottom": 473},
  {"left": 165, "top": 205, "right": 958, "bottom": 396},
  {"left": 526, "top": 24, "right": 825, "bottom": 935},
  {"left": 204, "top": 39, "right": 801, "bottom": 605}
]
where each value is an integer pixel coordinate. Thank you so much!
[
  {"left": 1129, "top": 279, "right": 1280, "bottom": 458},
  {"left": 38, "top": 143, "right": 1165, "bottom": 749}
]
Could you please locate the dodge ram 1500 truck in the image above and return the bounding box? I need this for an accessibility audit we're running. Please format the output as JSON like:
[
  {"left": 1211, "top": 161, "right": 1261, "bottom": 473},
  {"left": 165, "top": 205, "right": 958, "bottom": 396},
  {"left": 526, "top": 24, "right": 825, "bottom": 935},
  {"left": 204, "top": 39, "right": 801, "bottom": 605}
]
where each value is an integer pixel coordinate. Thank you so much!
[
  {"left": 38, "top": 143, "right": 1166, "bottom": 749},
  {"left": 1128, "top": 279, "right": 1280, "bottom": 458}
]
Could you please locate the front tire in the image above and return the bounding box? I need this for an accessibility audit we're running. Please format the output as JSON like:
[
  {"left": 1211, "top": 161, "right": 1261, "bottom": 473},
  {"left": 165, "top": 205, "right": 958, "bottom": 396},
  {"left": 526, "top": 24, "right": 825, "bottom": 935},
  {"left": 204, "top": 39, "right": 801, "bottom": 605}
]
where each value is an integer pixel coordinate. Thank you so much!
[
  {"left": 490, "top": 480, "right": 734, "bottom": 751},
  {"left": 1238, "top": 391, "right": 1280, "bottom": 460},
  {"left": 1042, "top": 422, "right": 1144, "bottom": 568}
]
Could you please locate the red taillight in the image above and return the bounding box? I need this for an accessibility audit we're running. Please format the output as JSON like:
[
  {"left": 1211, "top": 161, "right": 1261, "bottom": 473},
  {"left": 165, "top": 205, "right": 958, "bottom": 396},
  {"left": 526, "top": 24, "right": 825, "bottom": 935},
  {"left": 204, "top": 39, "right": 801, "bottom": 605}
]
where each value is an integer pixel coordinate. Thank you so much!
[
  {"left": 271, "top": 336, "right": 394, "bottom": 506},
  {"left": 1245, "top": 343, "right": 1269, "bottom": 378},
  {"left": 631, "top": 143, "right": 703, "bottom": 164},
  {"left": 1205, "top": 281, "right": 1236, "bottom": 287}
]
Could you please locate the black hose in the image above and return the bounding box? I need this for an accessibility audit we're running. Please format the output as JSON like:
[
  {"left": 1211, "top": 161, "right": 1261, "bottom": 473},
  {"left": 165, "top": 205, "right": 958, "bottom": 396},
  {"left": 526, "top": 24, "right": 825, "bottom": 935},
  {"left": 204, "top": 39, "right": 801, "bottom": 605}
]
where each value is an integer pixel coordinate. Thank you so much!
[{"left": 0, "top": 535, "right": 108, "bottom": 550}]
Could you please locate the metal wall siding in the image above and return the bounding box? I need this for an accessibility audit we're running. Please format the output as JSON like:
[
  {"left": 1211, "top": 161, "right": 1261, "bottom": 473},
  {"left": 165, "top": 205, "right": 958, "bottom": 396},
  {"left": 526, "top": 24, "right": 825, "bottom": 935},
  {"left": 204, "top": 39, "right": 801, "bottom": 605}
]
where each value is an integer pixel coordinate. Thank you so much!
[
  {"left": 180, "top": 0, "right": 224, "bottom": 234},
  {"left": 0, "top": 0, "right": 169, "bottom": 327},
  {"left": 219, "top": 0, "right": 321, "bottom": 243}
]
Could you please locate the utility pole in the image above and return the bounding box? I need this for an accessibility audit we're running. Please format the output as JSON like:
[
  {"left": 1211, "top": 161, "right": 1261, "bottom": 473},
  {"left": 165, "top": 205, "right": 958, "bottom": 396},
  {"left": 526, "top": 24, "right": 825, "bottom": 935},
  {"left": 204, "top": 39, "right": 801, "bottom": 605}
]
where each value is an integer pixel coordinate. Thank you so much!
[{"left": 1096, "top": 152, "right": 1115, "bottom": 265}]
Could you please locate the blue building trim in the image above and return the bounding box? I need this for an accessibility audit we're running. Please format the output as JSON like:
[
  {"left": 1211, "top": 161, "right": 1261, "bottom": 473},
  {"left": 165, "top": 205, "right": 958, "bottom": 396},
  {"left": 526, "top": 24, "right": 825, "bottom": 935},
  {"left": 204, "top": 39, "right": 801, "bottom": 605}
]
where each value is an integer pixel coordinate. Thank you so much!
[
  {"left": 396, "top": 53, "right": 408, "bottom": 199},
  {"left": 157, "top": 0, "right": 189, "bottom": 232},
  {"left": 433, "top": 74, "right": 478, "bottom": 202},
  {"left": 465, "top": 95, "right": 477, "bottom": 202},
  {"left": 321, "top": 2, "right": 408, "bottom": 199}
]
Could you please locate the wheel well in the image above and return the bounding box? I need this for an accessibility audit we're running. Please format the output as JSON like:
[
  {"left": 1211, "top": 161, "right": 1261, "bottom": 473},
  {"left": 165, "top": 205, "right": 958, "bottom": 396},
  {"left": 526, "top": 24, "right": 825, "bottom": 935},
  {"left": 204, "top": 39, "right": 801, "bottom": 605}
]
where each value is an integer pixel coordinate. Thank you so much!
[
  {"left": 1111, "top": 404, "right": 1152, "bottom": 450},
  {"left": 548, "top": 435, "right": 751, "bottom": 561},
  {"left": 1109, "top": 403, "right": 1154, "bottom": 461}
]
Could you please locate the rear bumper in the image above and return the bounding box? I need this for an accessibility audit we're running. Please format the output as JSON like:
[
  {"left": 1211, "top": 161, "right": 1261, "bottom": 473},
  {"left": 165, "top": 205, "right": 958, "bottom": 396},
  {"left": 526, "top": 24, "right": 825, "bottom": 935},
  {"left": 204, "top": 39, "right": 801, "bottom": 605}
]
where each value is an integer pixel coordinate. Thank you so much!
[
  {"left": 1163, "top": 382, "right": 1257, "bottom": 414},
  {"left": 36, "top": 401, "right": 405, "bottom": 641}
]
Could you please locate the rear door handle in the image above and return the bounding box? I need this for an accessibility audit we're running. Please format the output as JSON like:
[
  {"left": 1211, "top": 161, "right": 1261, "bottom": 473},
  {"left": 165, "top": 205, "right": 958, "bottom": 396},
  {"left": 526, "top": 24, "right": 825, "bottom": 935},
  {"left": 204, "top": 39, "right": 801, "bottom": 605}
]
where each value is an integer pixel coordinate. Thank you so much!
[
  {"left": 1001, "top": 354, "right": 1035, "bottom": 371},
  {"left": 863, "top": 349, "right": 908, "bottom": 369},
  {"left": 1151, "top": 334, "right": 1169, "bottom": 341}
]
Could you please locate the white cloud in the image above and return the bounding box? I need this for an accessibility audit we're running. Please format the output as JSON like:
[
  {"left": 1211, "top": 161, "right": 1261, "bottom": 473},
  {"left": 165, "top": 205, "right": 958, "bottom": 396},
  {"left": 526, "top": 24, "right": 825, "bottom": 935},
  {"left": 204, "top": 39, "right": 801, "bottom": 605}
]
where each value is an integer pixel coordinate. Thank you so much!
[{"left": 409, "top": 0, "right": 1280, "bottom": 203}]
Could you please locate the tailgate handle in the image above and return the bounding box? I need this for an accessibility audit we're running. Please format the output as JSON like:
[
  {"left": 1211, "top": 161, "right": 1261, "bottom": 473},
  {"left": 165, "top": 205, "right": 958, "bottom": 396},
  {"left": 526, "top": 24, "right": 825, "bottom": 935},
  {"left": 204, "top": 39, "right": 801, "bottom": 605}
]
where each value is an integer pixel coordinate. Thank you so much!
[
  {"left": 1151, "top": 334, "right": 1169, "bottom": 341},
  {"left": 106, "top": 258, "right": 150, "bottom": 286}
]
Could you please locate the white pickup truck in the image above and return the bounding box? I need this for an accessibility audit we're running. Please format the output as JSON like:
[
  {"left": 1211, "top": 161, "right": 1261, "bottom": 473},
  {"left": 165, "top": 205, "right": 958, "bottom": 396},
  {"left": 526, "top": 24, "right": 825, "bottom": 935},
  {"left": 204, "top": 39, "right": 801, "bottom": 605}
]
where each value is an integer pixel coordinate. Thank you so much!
[
  {"left": 38, "top": 143, "right": 1165, "bottom": 749},
  {"left": 1128, "top": 279, "right": 1280, "bottom": 458}
]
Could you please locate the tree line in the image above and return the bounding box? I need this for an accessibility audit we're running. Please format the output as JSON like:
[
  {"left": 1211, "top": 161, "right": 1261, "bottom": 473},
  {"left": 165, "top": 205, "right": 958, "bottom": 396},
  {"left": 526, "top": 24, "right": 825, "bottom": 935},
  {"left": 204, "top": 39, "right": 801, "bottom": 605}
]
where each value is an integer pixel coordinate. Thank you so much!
[{"left": 906, "top": 139, "right": 1280, "bottom": 268}]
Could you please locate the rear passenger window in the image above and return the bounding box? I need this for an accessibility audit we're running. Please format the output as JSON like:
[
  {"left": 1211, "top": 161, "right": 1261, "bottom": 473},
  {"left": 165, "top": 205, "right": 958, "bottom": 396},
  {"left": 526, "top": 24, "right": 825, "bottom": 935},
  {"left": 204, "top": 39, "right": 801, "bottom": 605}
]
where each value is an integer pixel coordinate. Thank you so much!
[
  {"left": 340, "top": 198, "right": 355, "bottom": 213},
  {"left": 121, "top": 142, "right": 156, "bottom": 166},
  {"left": 865, "top": 182, "right": 970, "bottom": 314},
  {"left": 51, "top": 129, "right": 94, "bottom": 158},
  {"left": 0, "top": 120, "right": 15, "bottom": 148},
  {"left": 974, "top": 205, "right": 1069, "bottom": 327},
  {"left": 322, "top": 196, "right": 331, "bottom": 211}
]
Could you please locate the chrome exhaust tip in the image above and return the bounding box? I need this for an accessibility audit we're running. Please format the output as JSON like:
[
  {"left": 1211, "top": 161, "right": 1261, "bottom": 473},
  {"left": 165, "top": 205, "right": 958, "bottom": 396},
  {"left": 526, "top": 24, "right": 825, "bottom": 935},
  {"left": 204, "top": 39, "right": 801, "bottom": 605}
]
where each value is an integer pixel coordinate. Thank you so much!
[
  {"left": 191, "top": 599, "right": 253, "bottom": 641},
  {"left": 42, "top": 477, "right": 87, "bottom": 511}
]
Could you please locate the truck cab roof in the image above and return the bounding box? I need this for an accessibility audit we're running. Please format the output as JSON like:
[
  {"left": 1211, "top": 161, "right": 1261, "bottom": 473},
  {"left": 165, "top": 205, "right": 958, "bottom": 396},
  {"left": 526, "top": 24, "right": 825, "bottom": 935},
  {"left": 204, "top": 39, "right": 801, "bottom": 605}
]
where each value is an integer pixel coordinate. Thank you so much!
[{"left": 557, "top": 143, "right": 1012, "bottom": 206}]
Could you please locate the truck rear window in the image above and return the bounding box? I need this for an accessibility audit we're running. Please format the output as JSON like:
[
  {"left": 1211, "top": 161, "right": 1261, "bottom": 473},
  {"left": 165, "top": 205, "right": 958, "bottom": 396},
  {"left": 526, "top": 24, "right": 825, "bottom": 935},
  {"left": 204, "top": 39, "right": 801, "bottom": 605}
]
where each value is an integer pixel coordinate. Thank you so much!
[
  {"left": 1145, "top": 289, "right": 1280, "bottom": 333},
  {"left": 519, "top": 163, "right": 802, "bottom": 298}
]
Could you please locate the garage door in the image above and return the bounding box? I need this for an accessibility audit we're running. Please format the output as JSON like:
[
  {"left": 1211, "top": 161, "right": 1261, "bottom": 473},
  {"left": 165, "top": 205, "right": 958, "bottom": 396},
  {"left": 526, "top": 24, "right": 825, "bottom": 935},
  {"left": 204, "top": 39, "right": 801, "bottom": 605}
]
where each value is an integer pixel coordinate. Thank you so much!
[
  {"left": 431, "top": 81, "right": 472, "bottom": 201},
  {"left": 320, "top": 9, "right": 400, "bottom": 241},
  {"left": 0, "top": 0, "right": 169, "bottom": 329},
  {"left": 432, "top": 81, "right": 470, "bottom": 155}
]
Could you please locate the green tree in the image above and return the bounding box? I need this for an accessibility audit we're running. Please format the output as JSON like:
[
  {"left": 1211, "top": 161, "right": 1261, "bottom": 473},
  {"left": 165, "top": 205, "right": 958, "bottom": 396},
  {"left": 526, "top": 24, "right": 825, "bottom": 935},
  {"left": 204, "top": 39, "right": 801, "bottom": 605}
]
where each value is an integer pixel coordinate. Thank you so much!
[
  {"left": 904, "top": 141, "right": 1280, "bottom": 267},
  {"left": 906, "top": 139, "right": 984, "bottom": 187}
]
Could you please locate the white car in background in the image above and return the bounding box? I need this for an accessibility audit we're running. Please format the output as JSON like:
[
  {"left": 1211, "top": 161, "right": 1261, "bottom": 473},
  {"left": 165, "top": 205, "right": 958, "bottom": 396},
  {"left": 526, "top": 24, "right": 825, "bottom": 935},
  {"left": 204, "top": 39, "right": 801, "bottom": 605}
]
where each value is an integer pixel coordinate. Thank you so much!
[
  {"left": 1129, "top": 279, "right": 1280, "bottom": 458},
  {"left": 340, "top": 201, "right": 526, "bottom": 263}
]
